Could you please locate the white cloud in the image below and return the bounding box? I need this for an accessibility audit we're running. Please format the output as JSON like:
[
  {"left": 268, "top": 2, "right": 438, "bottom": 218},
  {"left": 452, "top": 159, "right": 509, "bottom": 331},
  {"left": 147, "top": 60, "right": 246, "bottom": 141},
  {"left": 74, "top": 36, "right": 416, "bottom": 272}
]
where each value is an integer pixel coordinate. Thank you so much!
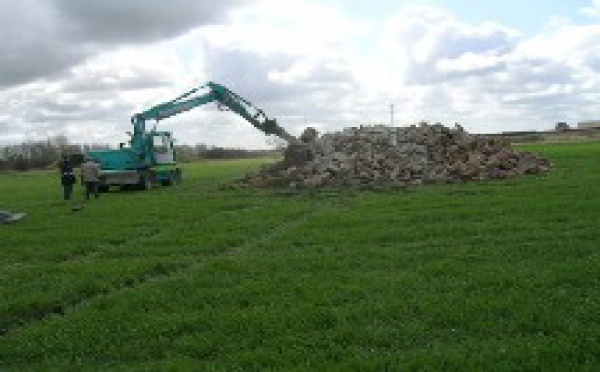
[
  {"left": 436, "top": 52, "right": 506, "bottom": 74},
  {"left": 2, "top": 1, "right": 600, "bottom": 149},
  {"left": 0, "top": 0, "right": 242, "bottom": 87},
  {"left": 199, "top": 0, "right": 367, "bottom": 57},
  {"left": 367, "top": 4, "right": 600, "bottom": 132},
  {"left": 380, "top": 5, "right": 519, "bottom": 83},
  {"left": 582, "top": 0, "right": 600, "bottom": 17}
]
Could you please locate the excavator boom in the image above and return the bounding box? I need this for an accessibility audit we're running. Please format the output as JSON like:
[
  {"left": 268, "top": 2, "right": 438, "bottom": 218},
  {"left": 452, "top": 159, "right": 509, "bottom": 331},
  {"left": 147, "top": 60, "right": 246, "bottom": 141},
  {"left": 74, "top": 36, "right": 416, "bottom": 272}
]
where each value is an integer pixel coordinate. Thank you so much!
[{"left": 133, "top": 82, "right": 298, "bottom": 146}]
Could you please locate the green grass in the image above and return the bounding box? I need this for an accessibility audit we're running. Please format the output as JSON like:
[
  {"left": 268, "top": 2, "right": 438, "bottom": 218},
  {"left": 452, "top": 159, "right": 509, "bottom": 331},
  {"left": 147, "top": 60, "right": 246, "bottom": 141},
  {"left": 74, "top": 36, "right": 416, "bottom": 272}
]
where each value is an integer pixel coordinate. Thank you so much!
[{"left": 0, "top": 148, "right": 599, "bottom": 370}]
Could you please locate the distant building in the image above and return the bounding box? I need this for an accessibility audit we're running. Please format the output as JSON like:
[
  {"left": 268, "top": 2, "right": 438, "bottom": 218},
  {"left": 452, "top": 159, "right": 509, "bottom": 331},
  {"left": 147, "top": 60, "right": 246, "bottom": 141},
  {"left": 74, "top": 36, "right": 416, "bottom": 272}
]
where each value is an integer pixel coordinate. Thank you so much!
[
  {"left": 578, "top": 120, "right": 600, "bottom": 129},
  {"left": 555, "top": 122, "right": 570, "bottom": 131}
]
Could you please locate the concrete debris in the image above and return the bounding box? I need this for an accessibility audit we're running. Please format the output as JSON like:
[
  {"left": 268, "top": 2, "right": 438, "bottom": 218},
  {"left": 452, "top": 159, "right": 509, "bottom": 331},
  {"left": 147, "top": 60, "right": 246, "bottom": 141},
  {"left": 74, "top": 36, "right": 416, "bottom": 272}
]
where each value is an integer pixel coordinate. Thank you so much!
[
  {"left": 243, "top": 122, "right": 551, "bottom": 188},
  {"left": 0, "top": 210, "right": 26, "bottom": 224}
]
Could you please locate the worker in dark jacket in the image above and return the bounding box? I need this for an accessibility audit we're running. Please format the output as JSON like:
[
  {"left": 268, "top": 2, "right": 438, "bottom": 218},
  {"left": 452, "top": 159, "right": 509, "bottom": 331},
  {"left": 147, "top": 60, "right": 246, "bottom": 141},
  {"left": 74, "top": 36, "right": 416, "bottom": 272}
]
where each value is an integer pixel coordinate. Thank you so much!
[
  {"left": 59, "top": 155, "right": 73, "bottom": 174},
  {"left": 58, "top": 155, "right": 76, "bottom": 200}
]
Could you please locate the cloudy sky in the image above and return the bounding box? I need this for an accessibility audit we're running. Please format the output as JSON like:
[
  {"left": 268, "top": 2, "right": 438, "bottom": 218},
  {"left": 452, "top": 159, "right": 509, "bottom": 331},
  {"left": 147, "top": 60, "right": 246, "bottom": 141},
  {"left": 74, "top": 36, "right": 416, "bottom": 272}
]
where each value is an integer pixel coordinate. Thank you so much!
[{"left": 1, "top": 0, "right": 600, "bottom": 149}]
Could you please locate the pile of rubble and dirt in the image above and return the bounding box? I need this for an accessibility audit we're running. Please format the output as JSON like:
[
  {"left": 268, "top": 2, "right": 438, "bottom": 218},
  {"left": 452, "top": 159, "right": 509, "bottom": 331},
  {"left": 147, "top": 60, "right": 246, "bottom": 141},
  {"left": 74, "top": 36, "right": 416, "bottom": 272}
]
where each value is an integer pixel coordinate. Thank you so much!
[{"left": 243, "top": 123, "right": 550, "bottom": 188}]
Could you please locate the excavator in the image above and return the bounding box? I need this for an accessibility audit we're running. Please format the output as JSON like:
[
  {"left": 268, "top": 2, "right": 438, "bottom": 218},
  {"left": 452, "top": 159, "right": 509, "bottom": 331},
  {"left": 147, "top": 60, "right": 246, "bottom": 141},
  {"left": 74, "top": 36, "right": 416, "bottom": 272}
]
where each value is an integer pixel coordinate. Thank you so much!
[{"left": 88, "top": 82, "right": 305, "bottom": 190}]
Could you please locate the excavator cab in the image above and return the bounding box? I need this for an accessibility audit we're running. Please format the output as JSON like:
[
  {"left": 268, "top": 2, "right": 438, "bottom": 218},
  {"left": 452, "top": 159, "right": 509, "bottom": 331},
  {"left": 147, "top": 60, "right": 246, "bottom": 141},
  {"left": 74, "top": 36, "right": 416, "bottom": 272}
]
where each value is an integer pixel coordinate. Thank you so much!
[{"left": 151, "top": 132, "right": 176, "bottom": 165}]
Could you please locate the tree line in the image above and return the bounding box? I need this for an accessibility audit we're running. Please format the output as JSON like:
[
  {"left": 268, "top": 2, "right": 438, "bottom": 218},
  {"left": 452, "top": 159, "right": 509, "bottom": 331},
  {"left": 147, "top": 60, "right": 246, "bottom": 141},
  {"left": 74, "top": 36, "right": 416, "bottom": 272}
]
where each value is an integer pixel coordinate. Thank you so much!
[
  {"left": 0, "top": 136, "right": 277, "bottom": 172},
  {"left": 0, "top": 136, "right": 108, "bottom": 171},
  {"left": 175, "top": 144, "right": 276, "bottom": 162}
]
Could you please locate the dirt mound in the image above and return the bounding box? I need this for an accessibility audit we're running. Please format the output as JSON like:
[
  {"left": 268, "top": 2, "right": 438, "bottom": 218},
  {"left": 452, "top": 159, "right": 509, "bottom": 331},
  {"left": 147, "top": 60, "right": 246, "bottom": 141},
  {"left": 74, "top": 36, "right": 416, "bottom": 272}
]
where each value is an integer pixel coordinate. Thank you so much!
[{"left": 243, "top": 123, "right": 550, "bottom": 188}]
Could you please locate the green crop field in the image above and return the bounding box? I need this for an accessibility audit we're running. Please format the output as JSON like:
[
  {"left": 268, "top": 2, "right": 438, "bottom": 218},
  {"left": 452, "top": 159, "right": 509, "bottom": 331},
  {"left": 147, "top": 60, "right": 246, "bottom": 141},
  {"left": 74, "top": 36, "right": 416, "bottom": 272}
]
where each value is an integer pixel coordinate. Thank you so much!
[{"left": 1, "top": 143, "right": 599, "bottom": 370}]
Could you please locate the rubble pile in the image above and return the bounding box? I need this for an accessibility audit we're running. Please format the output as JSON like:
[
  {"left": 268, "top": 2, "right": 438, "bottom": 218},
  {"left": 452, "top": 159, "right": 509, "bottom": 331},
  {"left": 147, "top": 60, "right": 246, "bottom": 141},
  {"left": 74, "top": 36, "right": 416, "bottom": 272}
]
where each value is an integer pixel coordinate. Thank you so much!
[{"left": 244, "top": 123, "right": 550, "bottom": 188}]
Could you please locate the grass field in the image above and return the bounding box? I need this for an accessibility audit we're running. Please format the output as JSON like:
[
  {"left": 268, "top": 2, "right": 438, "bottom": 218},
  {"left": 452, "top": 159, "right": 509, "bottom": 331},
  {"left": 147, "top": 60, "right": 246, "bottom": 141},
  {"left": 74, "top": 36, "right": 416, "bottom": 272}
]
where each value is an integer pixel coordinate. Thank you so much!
[{"left": 1, "top": 143, "right": 599, "bottom": 370}]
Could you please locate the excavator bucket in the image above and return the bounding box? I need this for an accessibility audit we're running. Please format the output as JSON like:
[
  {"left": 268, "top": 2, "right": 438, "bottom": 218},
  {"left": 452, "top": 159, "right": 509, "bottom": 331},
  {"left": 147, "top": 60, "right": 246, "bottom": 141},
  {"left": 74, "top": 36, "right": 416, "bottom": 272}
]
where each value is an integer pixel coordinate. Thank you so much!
[
  {"left": 283, "top": 143, "right": 313, "bottom": 165},
  {"left": 281, "top": 127, "right": 319, "bottom": 165}
]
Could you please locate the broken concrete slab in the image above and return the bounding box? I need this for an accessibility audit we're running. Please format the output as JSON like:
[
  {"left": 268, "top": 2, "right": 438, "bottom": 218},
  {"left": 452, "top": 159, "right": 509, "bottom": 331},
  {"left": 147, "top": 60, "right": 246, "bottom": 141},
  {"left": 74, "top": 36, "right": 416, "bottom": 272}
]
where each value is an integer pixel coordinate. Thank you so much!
[{"left": 0, "top": 211, "right": 26, "bottom": 224}]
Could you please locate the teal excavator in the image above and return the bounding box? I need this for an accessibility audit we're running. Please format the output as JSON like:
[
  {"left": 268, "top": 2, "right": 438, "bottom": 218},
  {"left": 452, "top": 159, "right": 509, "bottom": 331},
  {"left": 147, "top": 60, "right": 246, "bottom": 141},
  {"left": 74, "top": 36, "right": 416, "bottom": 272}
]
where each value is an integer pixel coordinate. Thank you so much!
[{"left": 88, "top": 82, "right": 302, "bottom": 190}]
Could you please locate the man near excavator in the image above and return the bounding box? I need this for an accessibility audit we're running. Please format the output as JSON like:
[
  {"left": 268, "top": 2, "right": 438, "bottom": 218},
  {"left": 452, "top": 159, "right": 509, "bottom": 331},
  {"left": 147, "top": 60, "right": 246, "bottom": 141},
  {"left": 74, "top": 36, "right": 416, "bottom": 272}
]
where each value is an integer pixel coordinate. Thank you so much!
[
  {"left": 80, "top": 157, "right": 100, "bottom": 200},
  {"left": 58, "top": 155, "right": 76, "bottom": 200}
]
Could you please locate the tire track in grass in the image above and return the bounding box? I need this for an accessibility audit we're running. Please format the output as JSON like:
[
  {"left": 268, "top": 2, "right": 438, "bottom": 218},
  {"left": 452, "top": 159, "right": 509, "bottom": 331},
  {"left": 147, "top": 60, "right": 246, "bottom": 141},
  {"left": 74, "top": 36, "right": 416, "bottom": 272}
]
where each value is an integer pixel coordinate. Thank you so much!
[
  {"left": 52, "top": 227, "right": 165, "bottom": 263},
  {"left": 47, "top": 199, "right": 270, "bottom": 263},
  {"left": 0, "top": 260, "right": 189, "bottom": 336},
  {"left": 0, "top": 199, "right": 341, "bottom": 337},
  {"left": 2, "top": 200, "right": 278, "bottom": 336}
]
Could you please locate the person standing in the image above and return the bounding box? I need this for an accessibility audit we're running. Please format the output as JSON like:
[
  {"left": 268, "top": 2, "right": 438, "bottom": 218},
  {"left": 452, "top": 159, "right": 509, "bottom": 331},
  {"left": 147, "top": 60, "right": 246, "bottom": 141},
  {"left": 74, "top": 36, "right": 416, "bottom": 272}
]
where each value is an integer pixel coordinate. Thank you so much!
[
  {"left": 58, "top": 155, "right": 76, "bottom": 200},
  {"left": 80, "top": 157, "right": 101, "bottom": 200}
]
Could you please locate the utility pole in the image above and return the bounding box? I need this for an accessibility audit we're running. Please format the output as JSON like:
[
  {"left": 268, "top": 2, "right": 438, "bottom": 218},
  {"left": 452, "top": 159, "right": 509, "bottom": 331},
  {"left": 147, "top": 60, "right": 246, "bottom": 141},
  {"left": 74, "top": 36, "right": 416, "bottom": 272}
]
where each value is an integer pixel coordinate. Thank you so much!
[{"left": 390, "top": 104, "right": 394, "bottom": 126}]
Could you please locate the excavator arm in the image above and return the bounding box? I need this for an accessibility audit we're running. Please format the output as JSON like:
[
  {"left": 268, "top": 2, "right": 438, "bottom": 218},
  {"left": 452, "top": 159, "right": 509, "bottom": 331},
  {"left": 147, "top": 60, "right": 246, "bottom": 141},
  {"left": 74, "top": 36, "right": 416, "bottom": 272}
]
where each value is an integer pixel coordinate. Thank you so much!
[{"left": 131, "top": 82, "right": 298, "bottom": 150}]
